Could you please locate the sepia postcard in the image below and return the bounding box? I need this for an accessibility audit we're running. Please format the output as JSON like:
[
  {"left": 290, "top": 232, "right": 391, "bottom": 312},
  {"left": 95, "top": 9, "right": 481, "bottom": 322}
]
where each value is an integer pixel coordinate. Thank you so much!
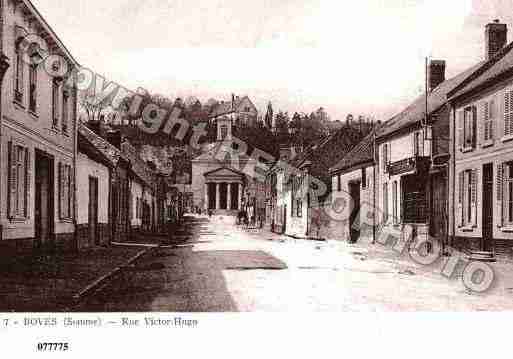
[{"left": 0, "top": 0, "right": 512, "bottom": 357}]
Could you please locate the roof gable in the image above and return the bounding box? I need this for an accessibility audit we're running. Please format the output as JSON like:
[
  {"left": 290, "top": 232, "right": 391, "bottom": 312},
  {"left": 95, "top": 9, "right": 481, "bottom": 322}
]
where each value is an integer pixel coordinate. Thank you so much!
[
  {"left": 449, "top": 41, "right": 513, "bottom": 100},
  {"left": 330, "top": 131, "right": 376, "bottom": 174},
  {"left": 204, "top": 167, "right": 245, "bottom": 179},
  {"left": 78, "top": 124, "right": 122, "bottom": 167},
  {"left": 377, "top": 62, "right": 483, "bottom": 140}
]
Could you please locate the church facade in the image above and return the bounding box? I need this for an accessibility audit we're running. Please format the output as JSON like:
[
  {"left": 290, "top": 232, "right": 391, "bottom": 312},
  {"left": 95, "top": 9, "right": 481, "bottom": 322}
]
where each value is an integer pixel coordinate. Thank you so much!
[{"left": 191, "top": 116, "right": 257, "bottom": 215}]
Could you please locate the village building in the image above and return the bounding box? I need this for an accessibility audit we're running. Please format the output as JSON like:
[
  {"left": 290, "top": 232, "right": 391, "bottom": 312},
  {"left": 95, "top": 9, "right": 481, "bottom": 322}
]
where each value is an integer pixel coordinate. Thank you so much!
[
  {"left": 447, "top": 20, "right": 513, "bottom": 258},
  {"left": 266, "top": 128, "right": 364, "bottom": 239},
  {"left": 376, "top": 57, "right": 482, "bottom": 251},
  {"left": 0, "top": 0, "right": 79, "bottom": 254},
  {"left": 76, "top": 124, "right": 123, "bottom": 248},
  {"left": 329, "top": 132, "right": 377, "bottom": 243},
  {"left": 191, "top": 115, "right": 258, "bottom": 216},
  {"left": 209, "top": 95, "right": 258, "bottom": 128},
  {"left": 122, "top": 141, "right": 158, "bottom": 236}
]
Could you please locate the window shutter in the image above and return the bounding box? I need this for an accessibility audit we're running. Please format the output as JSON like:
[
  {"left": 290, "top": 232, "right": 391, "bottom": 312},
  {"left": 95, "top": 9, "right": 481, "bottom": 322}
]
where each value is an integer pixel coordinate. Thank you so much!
[
  {"left": 58, "top": 162, "right": 63, "bottom": 219},
  {"left": 472, "top": 106, "right": 477, "bottom": 148},
  {"left": 457, "top": 110, "right": 464, "bottom": 150},
  {"left": 505, "top": 91, "right": 512, "bottom": 136},
  {"left": 471, "top": 169, "right": 478, "bottom": 227},
  {"left": 25, "top": 148, "right": 31, "bottom": 218},
  {"left": 8, "top": 141, "right": 17, "bottom": 219},
  {"left": 498, "top": 163, "right": 504, "bottom": 227},
  {"left": 489, "top": 100, "right": 496, "bottom": 140},
  {"left": 382, "top": 145, "right": 387, "bottom": 172},
  {"left": 483, "top": 101, "right": 489, "bottom": 141},
  {"left": 458, "top": 172, "right": 464, "bottom": 227},
  {"left": 68, "top": 165, "right": 74, "bottom": 219}
]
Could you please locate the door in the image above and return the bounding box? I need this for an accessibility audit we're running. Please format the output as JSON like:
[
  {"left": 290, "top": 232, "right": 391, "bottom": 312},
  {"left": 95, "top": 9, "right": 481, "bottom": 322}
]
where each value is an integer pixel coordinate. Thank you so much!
[
  {"left": 89, "top": 177, "right": 99, "bottom": 245},
  {"left": 349, "top": 181, "right": 361, "bottom": 243},
  {"left": 430, "top": 173, "right": 447, "bottom": 241},
  {"left": 482, "top": 163, "right": 494, "bottom": 252},
  {"left": 35, "top": 151, "right": 54, "bottom": 248},
  {"left": 283, "top": 205, "right": 287, "bottom": 234}
]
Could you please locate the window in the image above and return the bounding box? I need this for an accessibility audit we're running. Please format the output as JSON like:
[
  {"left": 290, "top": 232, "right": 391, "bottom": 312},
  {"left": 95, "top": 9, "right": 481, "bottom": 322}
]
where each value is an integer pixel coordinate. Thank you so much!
[
  {"left": 483, "top": 100, "right": 496, "bottom": 142},
  {"left": 62, "top": 90, "right": 69, "bottom": 133},
  {"left": 14, "top": 39, "right": 24, "bottom": 104},
  {"left": 393, "top": 181, "right": 398, "bottom": 224},
  {"left": 220, "top": 124, "right": 228, "bottom": 140},
  {"left": 59, "top": 163, "right": 73, "bottom": 220},
  {"left": 458, "top": 169, "right": 477, "bottom": 227},
  {"left": 505, "top": 90, "right": 513, "bottom": 137},
  {"left": 499, "top": 162, "right": 513, "bottom": 227},
  {"left": 337, "top": 175, "right": 341, "bottom": 192},
  {"left": 383, "top": 182, "right": 388, "bottom": 223},
  {"left": 382, "top": 144, "right": 388, "bottom": 172},
  {"left": 291, "top": 174, "right": 303, "bottom": 218},
  {"left": 464, "top": 106, "right": 476, "bottom": 149},
  {"left": 28, "top": 64, "right": 37, "bottom": 113},
  {"left": 8, "top": 142, "right": 30, "bottom": 219},
  {"left": 361, "top": 168, "right": 367, "bottom": 189},
  {"left": 414, "top": 131, "right": 424, "bottom": 156},
  {"left": 52, "top": 79, "right": 59, "bottom": 128}
]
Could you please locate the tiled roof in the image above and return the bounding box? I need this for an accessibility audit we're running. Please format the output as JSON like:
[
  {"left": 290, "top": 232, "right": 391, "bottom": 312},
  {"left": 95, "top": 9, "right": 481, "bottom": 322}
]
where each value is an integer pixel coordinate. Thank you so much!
[
  {"left": 291, "top": 127, "right": 364, "bottom": 184},
  {"left": 78, "top": 123, "right": 124, "bottom": 167},
  {"left": 329, "top": 131, "right": 376, "bottom": 174},
  {"left": 449, "top": 42, "right": 513, "bottom": 100},
  {"left": 121, "top": 142, "right": 157, "bottom": 189},
  {"left": 377, "top": 62, "right": 483, "bottom": 140}
]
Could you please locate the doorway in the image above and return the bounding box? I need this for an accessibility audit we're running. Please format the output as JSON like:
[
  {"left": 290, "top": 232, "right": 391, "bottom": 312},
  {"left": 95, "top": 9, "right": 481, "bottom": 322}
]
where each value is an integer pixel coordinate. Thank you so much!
[
  {"left": 89, "top": 176, "right": 99, "bottom": 245},
  {"left": 35, "top": 151, "right": 54, "bottom": 248},
  {"left": 482, "top": 163, "right": 494, "bottom": 252},
  {"left": 349, "top": 181, "right": 361, "bottom": 243},
  {"left": 430, "top": 172, "right": 447, "bottom": 242}
]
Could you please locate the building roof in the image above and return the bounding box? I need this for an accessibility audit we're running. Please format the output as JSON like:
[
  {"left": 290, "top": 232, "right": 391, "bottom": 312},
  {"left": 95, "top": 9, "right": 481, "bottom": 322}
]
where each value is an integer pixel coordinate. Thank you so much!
[
  {"left": 78, "top": 123, "right": 124, "bottom": 167},
  {"left": 377, "top": 62, "right": 483, "bottom": 140},
  {"left": 290, "top": 127, "right": 364, "bottom": 188},
  {"left": 329, "top": 131, "right": 376, "bottom": 174},
  {"left": 22, "top": 0, "right": 79, "bottom": 66},
  {"left": 448, "top": 41, "right": 513, "bottom": 101},
  {"left": 209, "top": 96, "right": 255, "bottom": 118},
  {"left": 121, "top": 142, "right": 157, "bottom": 189}
]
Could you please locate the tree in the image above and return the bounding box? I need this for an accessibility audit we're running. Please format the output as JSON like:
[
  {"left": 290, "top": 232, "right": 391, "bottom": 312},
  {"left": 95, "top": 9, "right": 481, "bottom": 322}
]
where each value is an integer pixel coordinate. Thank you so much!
[
  {"left": 275, "top": 111, "right": 289, "bottom": 134},
  {"left": 264, "top": 101, "right": 274, "bottom": 129},
  {"left": 78, "top": 88, "right": 111, "bottom": 123}
]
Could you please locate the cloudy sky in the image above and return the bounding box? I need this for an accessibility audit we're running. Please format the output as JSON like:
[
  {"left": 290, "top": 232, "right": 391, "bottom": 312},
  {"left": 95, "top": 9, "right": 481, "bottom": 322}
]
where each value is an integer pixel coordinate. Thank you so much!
[{"left": 31, "top": 0, "right": 513, "bottom": 121}]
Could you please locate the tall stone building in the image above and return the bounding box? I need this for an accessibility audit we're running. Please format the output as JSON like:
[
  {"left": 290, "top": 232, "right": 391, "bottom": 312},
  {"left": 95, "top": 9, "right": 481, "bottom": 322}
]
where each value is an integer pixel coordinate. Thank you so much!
[{"left": 191, "top": 115, "right": 257, "bottom": 215}]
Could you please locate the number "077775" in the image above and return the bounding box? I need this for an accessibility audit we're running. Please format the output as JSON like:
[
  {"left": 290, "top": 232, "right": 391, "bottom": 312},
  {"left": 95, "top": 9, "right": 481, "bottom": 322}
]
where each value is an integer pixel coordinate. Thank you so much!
[{"left": 37, "top": 343, "right": 69, "bottom": 352}]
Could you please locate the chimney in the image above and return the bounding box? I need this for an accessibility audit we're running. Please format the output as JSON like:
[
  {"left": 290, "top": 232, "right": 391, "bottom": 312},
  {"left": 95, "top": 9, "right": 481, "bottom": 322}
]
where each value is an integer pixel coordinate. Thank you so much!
[
  {"left": 428, "top": 60, "right": 446, "bottom": 91},
  {"left": 106, "top": 130, "right": 122, "bottom": 149},
  {"left": 486, "top": 19, "right": 507, "bottom": 61}
]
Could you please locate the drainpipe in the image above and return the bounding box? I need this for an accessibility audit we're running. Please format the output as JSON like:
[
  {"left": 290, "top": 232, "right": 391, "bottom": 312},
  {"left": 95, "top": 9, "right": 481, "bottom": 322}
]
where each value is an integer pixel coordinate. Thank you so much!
[
  {"left": 72, "top": 84, "right": 78, "bottom": 253},
  {"left": 451, "top": 105, "right": 456, "bottom": 248},
  {"left": 372, "top": 131, "right": 377, "bottom": 244}
]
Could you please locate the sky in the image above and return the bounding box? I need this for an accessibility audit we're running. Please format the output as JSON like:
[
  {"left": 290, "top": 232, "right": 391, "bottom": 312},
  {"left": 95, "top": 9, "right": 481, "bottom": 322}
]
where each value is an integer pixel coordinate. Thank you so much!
[{"left": 30, "top": 0, "right": 513, "bottom": 121}]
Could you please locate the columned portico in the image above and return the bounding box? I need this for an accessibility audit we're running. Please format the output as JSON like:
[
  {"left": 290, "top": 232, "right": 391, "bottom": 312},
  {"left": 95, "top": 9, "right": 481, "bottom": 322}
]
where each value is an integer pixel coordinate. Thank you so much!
[{"left": 203, "top": 167, "right": 246, "bottom": 214}]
